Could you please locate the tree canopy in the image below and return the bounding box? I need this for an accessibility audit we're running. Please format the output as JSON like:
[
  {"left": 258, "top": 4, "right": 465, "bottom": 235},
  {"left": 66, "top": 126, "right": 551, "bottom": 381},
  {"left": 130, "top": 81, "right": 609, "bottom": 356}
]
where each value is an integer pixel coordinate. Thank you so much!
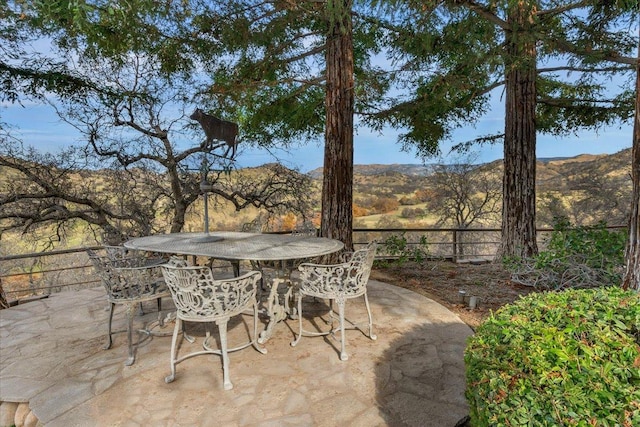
[
  {"left": 1, "top": 0, "right": 638, "bottom": 262},
  {"left": 371, "top": 0, "right": 637, "bottom": 257}
]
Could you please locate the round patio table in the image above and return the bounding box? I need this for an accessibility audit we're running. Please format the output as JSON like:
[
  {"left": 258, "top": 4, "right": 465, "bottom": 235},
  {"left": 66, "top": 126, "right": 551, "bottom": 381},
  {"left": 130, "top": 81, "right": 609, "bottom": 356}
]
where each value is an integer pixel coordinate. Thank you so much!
[
  {"left": 124, "top": 231, "right": 343, "bottom": 263},
  {"left": 124, "top": 231, "right": 344, "bottom": 343}
]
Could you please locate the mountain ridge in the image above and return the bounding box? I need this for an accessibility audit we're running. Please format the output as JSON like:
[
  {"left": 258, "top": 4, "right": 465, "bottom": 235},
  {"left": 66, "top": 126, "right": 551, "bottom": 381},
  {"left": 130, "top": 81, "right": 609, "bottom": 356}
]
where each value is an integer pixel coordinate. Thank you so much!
[{"left": 306, "top": 151, "right": 620, "bottom": 178}]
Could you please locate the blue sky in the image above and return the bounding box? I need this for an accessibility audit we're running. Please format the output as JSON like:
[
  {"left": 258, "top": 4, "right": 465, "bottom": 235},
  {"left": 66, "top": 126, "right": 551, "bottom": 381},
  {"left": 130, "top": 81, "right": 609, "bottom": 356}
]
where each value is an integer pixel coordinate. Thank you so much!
[
  {"left": 2, "top": 96, "right": 633, "bottom": 174},
  {"left": 2, "top": 13, "right": 636, "bottom": 175}
]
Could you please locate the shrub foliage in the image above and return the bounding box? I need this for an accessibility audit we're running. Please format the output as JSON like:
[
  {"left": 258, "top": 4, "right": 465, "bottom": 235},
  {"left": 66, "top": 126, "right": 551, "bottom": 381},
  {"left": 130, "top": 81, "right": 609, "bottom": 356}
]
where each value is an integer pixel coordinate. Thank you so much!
[
  {"left": 506, "top": 218, "right": 627, "bottom": 290},
  {"left": 465, "top": 287, "right": 640, "bottom": 427},
  {"left": 377, "top": 232, "right": 429, "bottom": 266},
  {"left": 537, "top": 218, "right": 626, "bottom": 271}
]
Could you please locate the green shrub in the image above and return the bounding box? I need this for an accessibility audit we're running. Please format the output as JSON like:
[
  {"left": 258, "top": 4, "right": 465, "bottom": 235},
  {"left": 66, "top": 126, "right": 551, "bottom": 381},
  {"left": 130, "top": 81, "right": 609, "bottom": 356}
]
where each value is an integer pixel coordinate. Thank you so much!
[
  {"left": 465, "top": 287, "right": 640, "bottom": 427},
  {"left": 537, "top": 217, "right": 626, "bottom": 272},
  {"left": 377, "top": 233, "right": 429, "bottom": 266},
  {"left": 505, "top": 218, "right": 627, "bottom": 290}
]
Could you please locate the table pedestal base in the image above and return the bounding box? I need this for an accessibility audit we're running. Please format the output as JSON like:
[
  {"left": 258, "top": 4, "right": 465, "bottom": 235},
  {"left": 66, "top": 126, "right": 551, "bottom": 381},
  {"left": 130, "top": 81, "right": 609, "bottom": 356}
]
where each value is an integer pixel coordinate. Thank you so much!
[{"left": 258, "top": 277, "right": 297, "bottom": 344}]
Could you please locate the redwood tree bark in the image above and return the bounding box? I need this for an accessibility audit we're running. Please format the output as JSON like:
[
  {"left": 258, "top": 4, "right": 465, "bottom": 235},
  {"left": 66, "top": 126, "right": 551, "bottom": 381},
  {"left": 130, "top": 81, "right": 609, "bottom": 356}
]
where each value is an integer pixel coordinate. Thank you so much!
[
  {"left": 498, "top": 7, "right": 539, "bottom": 259},
  {"left": 622, "top": 29, "right": 640, "bottom": 292},
  {"left": 0, "top": 282, "right": 8, "bottom": 309},
  {"left": 320, "top": 0, "right": 354, "bottom": 251}
]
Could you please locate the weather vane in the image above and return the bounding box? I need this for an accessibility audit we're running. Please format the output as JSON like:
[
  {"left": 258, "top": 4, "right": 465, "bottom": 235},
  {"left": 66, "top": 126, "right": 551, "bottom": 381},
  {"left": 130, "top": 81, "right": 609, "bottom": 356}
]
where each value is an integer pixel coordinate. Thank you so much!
[{"left": 189, "top": 107, "right": 237, "bottom": 243}]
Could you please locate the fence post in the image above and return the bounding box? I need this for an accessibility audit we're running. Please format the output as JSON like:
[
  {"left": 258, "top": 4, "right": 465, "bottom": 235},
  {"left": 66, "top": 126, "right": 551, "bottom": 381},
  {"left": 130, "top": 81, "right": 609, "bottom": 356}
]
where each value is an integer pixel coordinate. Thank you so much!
[{"left": 452, "top": 229, "right": 458, "bottom": 262}]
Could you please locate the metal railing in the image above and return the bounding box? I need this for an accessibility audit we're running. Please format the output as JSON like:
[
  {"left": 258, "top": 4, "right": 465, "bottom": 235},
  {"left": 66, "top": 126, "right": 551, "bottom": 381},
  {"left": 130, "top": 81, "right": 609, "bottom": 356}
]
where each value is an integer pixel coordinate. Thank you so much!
[
  {"left": 0, "top": 226, "right": 627, "bottom": 304},
  {"left": 354, "top": 227, "right": 553, "bottom": 261},
  {"left": 354, "top": 227, "right": 503, "bottom": 260},
  {"left": 1, "top": 246, "right": 105, "bottom": 302}
]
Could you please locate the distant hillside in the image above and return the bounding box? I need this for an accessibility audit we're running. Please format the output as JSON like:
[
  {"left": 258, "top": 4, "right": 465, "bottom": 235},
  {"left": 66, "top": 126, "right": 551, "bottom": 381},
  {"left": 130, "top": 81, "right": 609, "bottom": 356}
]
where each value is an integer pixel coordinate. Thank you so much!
[
  {"left": 307, "top": 150, "right": 629, "bottom": 179},
  {"left": 536, "top": 149, "right": 630, "bottom": 192},
  {"left": 537, "top": 155, "right": 604, "bottom": 164},
  {"left": 307, "top": 163, "right": 437, "bottom": 179},
  {"left": 338, "top": 148, "right": 632, "bottom": 228},
  {"left": 2, "top": 148, "right": 631, "bottom": 250}
]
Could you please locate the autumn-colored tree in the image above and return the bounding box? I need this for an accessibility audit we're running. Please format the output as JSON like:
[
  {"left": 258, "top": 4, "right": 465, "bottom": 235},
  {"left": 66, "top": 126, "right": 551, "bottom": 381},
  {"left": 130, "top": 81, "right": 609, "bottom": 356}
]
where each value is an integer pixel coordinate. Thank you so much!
[
  {"left": 372, "top": 197, "right": 400, "bottom": 214},
  {"left": 415, "top": 188, "right": 436, "bottom": 203},
  {"left": 353, "top": 204, "right": 369, "bottom": 218},
  {"left": 281, "top": 213, "right": 298, "bottom": 231}
]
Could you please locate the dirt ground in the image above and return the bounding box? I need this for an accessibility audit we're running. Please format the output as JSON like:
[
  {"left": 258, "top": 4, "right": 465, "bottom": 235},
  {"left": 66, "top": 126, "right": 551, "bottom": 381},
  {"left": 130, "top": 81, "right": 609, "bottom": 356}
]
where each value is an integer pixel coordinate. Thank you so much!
[{"left": 370, "top": 260, "right": 537, "bottom": 330}]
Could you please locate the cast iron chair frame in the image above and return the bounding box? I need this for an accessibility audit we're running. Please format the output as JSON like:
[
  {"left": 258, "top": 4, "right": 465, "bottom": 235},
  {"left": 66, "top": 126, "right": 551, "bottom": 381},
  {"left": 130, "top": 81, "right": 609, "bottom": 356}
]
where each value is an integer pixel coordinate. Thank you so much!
[
  {"left": 291, "top": 242, "right": 378, "bottom": 361},
  {"left": 87, "top": 249, "right": 170, "bottom": 366},
  {"left": 160, "top": 260, "right": 266, "bottom": 390}
]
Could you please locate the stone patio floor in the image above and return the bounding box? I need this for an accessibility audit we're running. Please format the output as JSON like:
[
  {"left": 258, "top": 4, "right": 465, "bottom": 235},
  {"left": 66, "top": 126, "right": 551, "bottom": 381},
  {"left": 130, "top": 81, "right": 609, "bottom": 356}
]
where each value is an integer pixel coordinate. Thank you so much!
[{"left": 0, "top": 280, "right": 472, "bottom": 427}]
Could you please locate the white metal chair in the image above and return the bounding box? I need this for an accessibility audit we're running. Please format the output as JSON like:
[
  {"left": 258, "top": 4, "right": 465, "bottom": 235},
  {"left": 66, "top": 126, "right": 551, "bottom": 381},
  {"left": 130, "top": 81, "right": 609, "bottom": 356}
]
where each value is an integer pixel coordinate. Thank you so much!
[
  {"left": 291, "top": 242, "right": 378, "bottom": 361},
  {"left": 160, "top": 261, "right": 266, "bottom": 390},
  {"left": 87, "top": 249, "right": 170, "bottom": 366},
  {"left": 102, "top": 245, "right": 150, "bottom": 314}
]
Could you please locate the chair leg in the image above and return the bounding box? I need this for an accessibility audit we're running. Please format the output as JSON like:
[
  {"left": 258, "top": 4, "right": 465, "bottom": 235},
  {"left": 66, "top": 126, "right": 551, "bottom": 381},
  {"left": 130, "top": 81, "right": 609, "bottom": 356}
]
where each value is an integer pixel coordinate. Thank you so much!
[
  {"left": 104, "top": 302, "right": 115, "bottom": 350},
  {"left": 252, "top": 303, "right": 267, "bottom": 355},
  {"left": 290, "top": 293, "right": 304, "bottom": 348},
  {"left": 218, "top": 319, "right": 233, "bottom": 390},
  {"left": 363, "top": 291, "right": 377, "bottom": 340},
  {"left": 183, "top": 320, "right": 195, "bottom": 343},
  {"left": 165, "top": 317, "right": 182, "bottom": 383},
  {"left": 125, "top": 303, "right": 137, "bottom": 366},
  {"left": 328, "top": 299, "right": 336, "bottom": 329},
  {"left": 337, "top": 298, "right": 348, "bottom": 361},
  {"left": 157, "top": 297, "right": 164, "bottom": 327}
]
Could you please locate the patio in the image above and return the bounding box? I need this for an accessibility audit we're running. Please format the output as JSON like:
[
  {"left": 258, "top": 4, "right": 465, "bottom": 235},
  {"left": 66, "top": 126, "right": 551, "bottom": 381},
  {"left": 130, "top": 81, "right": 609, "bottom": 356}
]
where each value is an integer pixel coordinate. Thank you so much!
[{"left": 0, "top": 279, "right": 472, "bottom": 427}]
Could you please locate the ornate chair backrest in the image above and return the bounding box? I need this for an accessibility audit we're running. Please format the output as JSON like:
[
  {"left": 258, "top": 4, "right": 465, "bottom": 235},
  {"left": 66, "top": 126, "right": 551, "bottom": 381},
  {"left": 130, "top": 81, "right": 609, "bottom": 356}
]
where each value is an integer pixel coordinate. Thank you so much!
[
  {"left": 160, "top": 264, "right": 261, "bottom": 321},
  {"left": 342, "top": 242, "right": 377, "bottom": 297},
  {"left": 102, "top": 245, "right": 128, "bottom": 261},
  {"left": 291, "top": 222, "right": 317, "bottom": 237},
  {"left": 297, "top": 242, "right": 377, "bottom": 299},
  {"left": 241, "top": 217, "right": 264, "bottom": 233},
  {"left": 87, "top": 249, "right": 164, "bottom": 301}
]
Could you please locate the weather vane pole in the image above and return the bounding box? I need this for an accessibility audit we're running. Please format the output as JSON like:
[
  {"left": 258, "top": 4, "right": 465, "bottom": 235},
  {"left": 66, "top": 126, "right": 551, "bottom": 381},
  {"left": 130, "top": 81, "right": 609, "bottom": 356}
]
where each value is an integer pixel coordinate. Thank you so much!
[{"left": 191, "top": 153, "right": 225, "bottom": 243}]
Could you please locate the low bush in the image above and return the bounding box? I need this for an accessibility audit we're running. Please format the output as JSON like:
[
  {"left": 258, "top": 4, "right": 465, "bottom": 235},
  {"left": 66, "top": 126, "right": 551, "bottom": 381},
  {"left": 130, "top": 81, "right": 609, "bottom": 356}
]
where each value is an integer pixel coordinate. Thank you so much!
[
  {"left": 377, "top": 232, "right": 429, "bottom": 266},
  {"left": 505, "top": 218, "right": 627, "bottom": 290},
  {"left": 465, "top": 287, "right": 640, "bottom": 427},
  {"left": 537, "top": 217, "right": 626, "bottom": 272},
  {"left": 400, "top": 207, "right": 426, "bottom": 219}
]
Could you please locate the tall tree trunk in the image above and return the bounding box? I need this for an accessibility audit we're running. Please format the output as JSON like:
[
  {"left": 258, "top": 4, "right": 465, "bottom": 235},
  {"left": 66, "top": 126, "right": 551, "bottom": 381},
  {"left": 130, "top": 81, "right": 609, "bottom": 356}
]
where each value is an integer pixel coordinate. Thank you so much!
[
  {"left": 0, "top": 281, "right": 9, "bottom": 310},
  {"left": 622, "top": 28, "right": 640, "bottom": 291},
  {"left": 499, "top": 8, "right": 539, "bottom": 259},
  {"left": 320, "top": 0, "right": 354, "bottom": 250}
]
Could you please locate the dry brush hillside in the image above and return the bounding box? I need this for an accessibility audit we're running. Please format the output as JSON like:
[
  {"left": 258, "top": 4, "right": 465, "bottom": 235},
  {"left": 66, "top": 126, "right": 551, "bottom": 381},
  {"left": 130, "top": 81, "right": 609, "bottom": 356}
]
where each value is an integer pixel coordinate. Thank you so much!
[
  {"left": 332, "top": 148, "right": 632, "bottom": 229},
  {"left": 0, "top": 148, "right": 632, "bottom": 252}
]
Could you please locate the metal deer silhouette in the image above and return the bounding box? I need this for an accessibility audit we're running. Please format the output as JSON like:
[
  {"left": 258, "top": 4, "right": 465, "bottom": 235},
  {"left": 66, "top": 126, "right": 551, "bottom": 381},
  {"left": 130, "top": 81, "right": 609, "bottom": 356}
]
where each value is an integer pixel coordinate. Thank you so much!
[{"left": 190, "top": 108, "right": 239, "bottom": 158}]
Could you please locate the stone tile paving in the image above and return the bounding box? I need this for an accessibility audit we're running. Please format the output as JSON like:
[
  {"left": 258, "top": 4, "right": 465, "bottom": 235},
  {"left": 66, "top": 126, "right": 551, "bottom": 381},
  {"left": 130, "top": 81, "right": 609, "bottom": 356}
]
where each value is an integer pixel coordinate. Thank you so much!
[{"left": 0, "top": 281, "right": 472, "bottom": 427}]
